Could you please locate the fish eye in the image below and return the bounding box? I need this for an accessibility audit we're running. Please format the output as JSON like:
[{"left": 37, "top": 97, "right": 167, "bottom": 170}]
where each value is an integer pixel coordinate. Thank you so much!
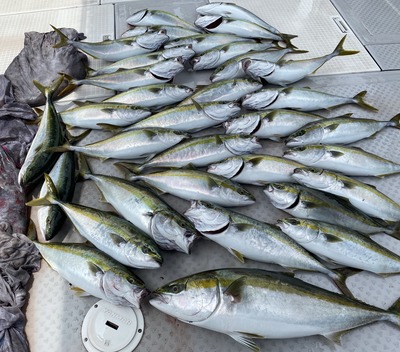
[
  {"left": 293, "top": 146, "right": 306, "bottom": 151},
  {"left": 286, "top": 218, "right": 300, "bottom": 225},
  {"left": 142, "top": 247, "right": 149, "bottom": 254},
  {"left": 169, "top": 283, "right": 185, "bottom": 294},
  {"left": 273, "top": 184, "right": 284, "bottom": 190},
  {"left": 294, "top": 130, "right": 306, "bottom": 137},
  {"left": 309, "top": 168, "right": 322, "bottom": 174}
]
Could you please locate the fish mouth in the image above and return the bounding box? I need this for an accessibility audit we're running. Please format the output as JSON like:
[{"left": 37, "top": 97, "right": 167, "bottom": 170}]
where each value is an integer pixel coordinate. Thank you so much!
[{"left": 149, "top": 291, "right": 171, "bottom": 305}]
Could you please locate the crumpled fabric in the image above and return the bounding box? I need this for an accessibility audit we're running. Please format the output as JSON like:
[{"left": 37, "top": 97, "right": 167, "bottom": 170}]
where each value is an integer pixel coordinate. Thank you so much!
[
  {"left": 0, "top": 225, "right": 41, "bottom": 352},
  {"left": 4, "top": 28, "right": 88, "bottom": 107}
]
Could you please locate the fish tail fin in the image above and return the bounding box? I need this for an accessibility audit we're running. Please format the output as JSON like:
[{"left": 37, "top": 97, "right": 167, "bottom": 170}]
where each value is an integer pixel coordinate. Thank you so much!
[
  {"left": 26, "top": 174, "right": 59, "bottom": 207},
  {"left": 114, "top": 161, "right": 143, "bottom": 177},
  {"left": 333, "top": 35, "right": 359, "bottom": 57},
  {"left": 57, "top": 73, "right": 79, "bottom": 97},
  {"left": 387, "top": 297, "right": 400, "bottom": 327},
  {"left": 330, "top": 268, "right": 360, "bottom": 299},
  {"left": 51, "top": 25, "right": 70, "bottom": 48},
  {"left": 390, "top": 113, "right": 400, "bottom": 128},
  {"left": 32, "top": 74, "right": 65, "bottom": 99},
  {"left": 45, "top": 143, "right": 73, "bottom": 153},
  {"left": 390, "top": 221, "right": 400, "bottom": 239},
  {"left": 96, "top": 123, "right": 123, "bottom": 134},
  {"left": 353, "top": 91, "right": 378, "bottom": 112},
  {"left": 77, "top": 153, "right": 92, "bottom": 180},
  {"left": 281, "top": 36, "right": 298, "bottom": 50},
  {"left": 65, "top": 129, "right": 91, "bottom": 143}
]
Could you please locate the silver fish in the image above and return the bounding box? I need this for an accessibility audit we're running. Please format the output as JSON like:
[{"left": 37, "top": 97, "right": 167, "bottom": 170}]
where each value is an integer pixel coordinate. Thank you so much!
[
  {"left": 285, "top": 114, "right": 400, "bottom": 146},
  {"left": 284, "top": 144, "right": 400, "bottom": 177},
  {"left": 242, "top": 87, "right": 378, "bottom": 112},
  {"left": 224, "top": 109, "right": 325, "bottom": 141},
  {"left": 122, "top": 25, "right": 199, "bottom": 40},
  {"left": 263, "top": 183, "right": 399, "bottom": 238},
  {"left": 120, "top": 26, "right": 150, "bottom": 38},
  {"left": 208, "top": 154, "right": 303, "bottom": 185},
  {"left": 150, "top": 268, "right": 400, "bottom": 350},
  {"left": 278, "top": 218, "right": 400, "bottom": 274},
  {"left": 292, "top": 167, "right": 400, "bottom": 222},
  {"left": 104, "top": 84, "right": 193, "bottom": 109}
]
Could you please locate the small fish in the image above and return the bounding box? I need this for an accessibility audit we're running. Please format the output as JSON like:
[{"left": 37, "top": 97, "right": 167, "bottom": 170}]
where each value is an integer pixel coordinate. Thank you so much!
[
  {"left": 130, "top": 134, "right": 262, "bottom": 171},
  {"left": 60, "top": 102, "right": 151, "bottom": 129},
  {"left": 191, "top": 41, "right": 275, "bottom": 71},
  {"left": 126, "top": 169, "right": 255, "bottom": 207},
  {"left": 121, "top": 25, "right": 200, "bottom": 40},
  {"left": 224, "top": 109, "right": 325, "bottom": 141},
  {"left": 242, "top": 87, "right": 378, "bottom": 112},
  {"left": 34, "top": 241, "right": 149, "bottom": 308},
  {"left": 243, "top": 36, "right": 358, "bottom": 85},
  {"left": 179, "top": 78, "right": 262, "bottom": 106},
  {"left": 18, "top": 76, "right": 65, "bottom": 189},
  {"left": 126, "top": 9, "right": 201, "bottom": 32},
  {"left": 52, "top": 26, "right": 169, "bottom": 62},
  {"left": 284, "top": 144, "right": 400, "bottom": 177},
  {"left": 208, "top": 154, "right": 303, "bottom": 185},
  {"left": 30, "top": 174, "right": 162, "bottom": 269},
  {"left": 277, "top": 218, "right": 400, "bottom": 274},
  {"left": 150, "top": 268, "right": 400, "bottom": 350},
  {"left": 292, "top": 167, "right": 400, "bottom": 222},
  {"left": 104, "top": 83, "right": 193, "bottom": 109},
  {"left": 264, "top": 183, "right": 400, "bottom": 238},
  {"left": 50, "top": 128, "right": 189, "bottom": 160},
  {"left": 285, "top": 114, "right": 400, "bottom": 146}
]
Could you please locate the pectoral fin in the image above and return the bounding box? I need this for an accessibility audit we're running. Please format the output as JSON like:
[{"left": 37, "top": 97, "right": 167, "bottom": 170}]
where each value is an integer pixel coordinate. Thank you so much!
[
  {"left": 70, "top": 285, "right": 91, "bottom": 297},
  {"left": 223, "top": 276, "right": 246, "bottom": 303},
  {"left": 110, "top": 233, "right": 127, "bottom": 246},
  {"left": 228, "top": 248, "right": 245, "bottom": 263}
]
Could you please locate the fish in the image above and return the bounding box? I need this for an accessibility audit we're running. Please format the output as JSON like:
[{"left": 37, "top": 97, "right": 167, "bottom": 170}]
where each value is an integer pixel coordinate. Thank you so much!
[
  {"left": 242, "top": 87, "right": 378, "bottom": 112},
  {"left": 292, "top": 167, "right": 400, "bottom": 222},
  {"left": 191, "top": 41, "right": 276, "bottom": 71},
  {"left": 285, "top": 114, "right": 400, "bottom": 146},
  {"left": 263, "top": 183, "right": 400, "bottom": 238},
  {"left": 79, "top": 157, "right": 198, "bottom": 253},
  {"left": 18, "top": 75, "right": 65, "bottom": 189},
  {"left": 122, "top": 100, "right": 241, "bottom": 133},
  {"left": 52, "top": 26, "right": 169, "bottom": 62},
  {"left": 0, "top": 146, "right": 27, "bottom": 234},
  {"left": 121, "top": 25, "right": 200, "bottom": 40},
  {"left": 130, "top": 134, "right": 262, "bottom": 171},
  {"left": 150, "top": 268, "right": 400, "bottom": 350},
  {"left": 126, "top": 9, "right": 201, "bottom": 32},
  {"left": 34, "top": 241, "right": 149, "bottom": 308},
  {"left": 49, "top": 128, "right": 189, "bottom": 161},
  {"left": 104, "top": 83, "right": 193, "bottom": 109},
  {"left": 37, "top": 152, "right": 76, "bottom": 241},
  {"left": 224, "top": 109, "right": 325, "bottom": 141},
  {"left": 164, "top": 33, "right": 251, "bottom": 54},
  {"left": 29, "top": 174, "right": 162, "bottom": 269},
  {"left": 243, "top": 36, "right": 358, "bottom": 85},
  {"left": 185, "top": 201, "right": 352, "bottom": 296},
  {"left": 277, "top": 218, "right": 400, "bottom": 274},
  {"left": 125, "top": 169, "right": 256, "bottom": 207},
  {"left": 283, "top": 144, "right": 400, "bottom": 177},
  {"left": 120, "top": 26, "right": 150, "bottom": 38},
  {"left": 90, "top": 45, "right": 195, "bottom": 76},
  {"left": 60, "top": 102, "right": 151, "bottom": 130},
  {"left": 210, "top": 47, "right": 296, "bottom": 82},
  {"left": 207, "top": 154, "right": 303, "bottom": 185},
  {"left": 178, "top": 78, "right": 262, "bottom": 106},
  {"left": 65, "top": 57, "right": 185, "bottom": 91}
]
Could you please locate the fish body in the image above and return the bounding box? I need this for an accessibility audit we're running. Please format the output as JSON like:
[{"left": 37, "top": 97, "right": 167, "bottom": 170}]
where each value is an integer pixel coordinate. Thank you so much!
[
  {"left": 81, "top": 171, "right": 197, "bottom": 253},
  {"left": 35, "top": 242, "right": 149, "bottom": 308},
  {"left": 292, "top": 168, "right": 400, "bottom": 222},
  {"left": 71, "top": 58, "right": 184, "bottom": 91},
  {"left": 128, "top": 101, "right": 241, "bottom": 133},
  {"left": 242, "top": 87, "right": 377, "bottom": 112},
  {"left": 278, "top": 218, "right": 400, "bottom": 274},
  {"left": 104, "top": 84, "right": 193, "bottom": 109},
  {"left": 139, "top": 134, "right": 262, "bottom": 170},
  {"left": 179, "top": 78, "right": 262, "bottom": 106},
  {"left": 37, "top": 152, "right": 76, "bottom": 240},
  {"left": 264, "top": 183, "right": 397, "bottom": 237},
  {"left": 284, "top": 144, "right": 400, "bottom": 177},
  {"left": 0, "top": 146, "right": 27, "bottom": 234},
  {"left": 191, "top": 41, "right": 275, "bottom": 71},
  {"left": 224, "top": 109, "right": 324, "bottom": 141},
  {"left": 54, "top": 128, "right": 188, "bottom": 160},
  {"left": 60, "top": 102, "right": 151, "bottom": 129},
  {"left": 128, "top": 169, "right": 255, "bottom": 207},
  {"left": 122, "top": 25, "right": 200, "bottom": 40},
  {"left": 150, "top": 268, "right": 400, "bottom": 350},
  {"left": 18, "top": 76, "right": 65, "bottom": 189},
  {"left": 208, "top": 154, "right": 302, "bottom": 185}
]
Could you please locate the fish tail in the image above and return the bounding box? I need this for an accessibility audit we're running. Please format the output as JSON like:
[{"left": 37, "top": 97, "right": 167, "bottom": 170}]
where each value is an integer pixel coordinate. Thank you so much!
[
  {"left": 96, "top": 123, "right": 123, "bottom": 134},
  {"left": 26, "top": 174, "right": 59, "bottom": 207},
  {"left": 51, "top": 25, "right": 70, "bottom": 48},
  {"left": 387, "top": 297, "right": 400, "bottom": 327},
  {"left": 333, "top": 35, "right": 359, "bottom": 57},
  {"left": 32, "top": 74, "right": 65, "bottom": 99},
  {"left": 114, "top": 161, "right": 143, "bottom": 177},
  {"left": 77, "top": 153, "right": 92, "bottom": 180},
  {"left": 57, "top": 73, "right": 80, "bottom": 97},
  {"left": 330, "top": 268, "right": 360, "bottom": 299},
  {"left": 45, "top": 143, "right": 73, "bottom": 153},
  {"left": 353, "top": 91, "right": 378, "bottom": 112},
  {"left": 390, "top": 113, "right": 400, "bottom": 128},
  {"left": 390, "top": 221, "right": 400, "bottom": 239}
]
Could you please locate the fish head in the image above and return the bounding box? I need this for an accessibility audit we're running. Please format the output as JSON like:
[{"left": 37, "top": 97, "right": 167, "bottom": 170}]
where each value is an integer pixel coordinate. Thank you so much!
[
  {"left": 276, "top": 218, "right": 319, "bottom": 243},
  {"left": 194, "top": 15, "right": 224, "bottom": 31},
  {"left": 242, "top": 89, "right": 279, "bottom": 110},
  {"left": 164, "top": 84, "right": 194, "bottom": 101},
  {"left": 263, "top": 183, "right": 299, "bottom": 209},
  {"left": 150, "top": 272, "right": 220, "bottom": 323},
  {"left": 150, "top": 57, "right": 185, "bottom": 80},
  {"left": 136, "top": 30, "right": 170, "bottom": 51},
  {"left": 284, "top": 145, "right": 325, "bottom": 164},
  {"left": 164, "top": 45, "right": 196, "bottom": 63},
  {"left": 242, "top": 59, "right": 276, "bottom": 82},
  {"left": 196, "top": 3, "right": 225, "bottom": 16},
  {"left": 126, "top": 9, "right": 148, "bottom": 26},
  {"left": 150, "top": 210, "right": 199, "bottom": 254},
  {"left": 292, "top": 167, "right": 330, "bottom": 190},
  {"left": 207, "top": 156, "right": 244, "bottom": 179},
  {"left": 102, "top": 270, "right": 149, "bottom": 309},
  {"left": 203, "top": 102, "right": 241, "bottom": 121},
  {"left": 191, "top": 50, "right": 222, "bottom": 71},
  {"left": 286, "top": 126, "right": 324, "bottom": 147},
  {"left": 210, "top": 61, "right": 243, "bottom": 82},
  {"left": 223, "top": 135, "right": 262, "bottom": 155},
  {"left": 124, "top": 240, "right": 162, "bottom": 269},
  {"left": 184, "top": 200, "right": 230, "bottom": 233},
  {"left": 224, "top": 114, "right": 261, "bottom": 135}
]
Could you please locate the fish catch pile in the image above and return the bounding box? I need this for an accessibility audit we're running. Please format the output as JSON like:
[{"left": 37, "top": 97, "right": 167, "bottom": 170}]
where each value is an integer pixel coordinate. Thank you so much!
[{"left": 17, "top": 2, "right": 400, "bottom": 351}]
